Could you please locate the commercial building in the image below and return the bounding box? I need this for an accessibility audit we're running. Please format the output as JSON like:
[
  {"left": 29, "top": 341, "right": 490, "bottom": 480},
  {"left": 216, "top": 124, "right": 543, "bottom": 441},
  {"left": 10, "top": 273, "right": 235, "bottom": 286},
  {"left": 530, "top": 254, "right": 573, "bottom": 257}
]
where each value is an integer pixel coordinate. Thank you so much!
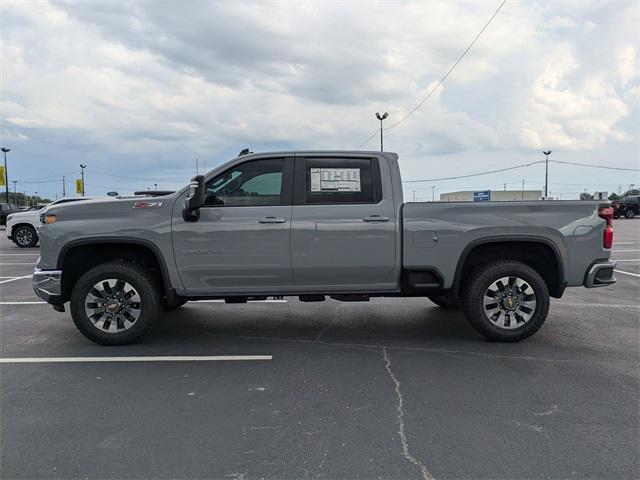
[{"left": 439, "top": 190, "right": 542, "bottom": 202}]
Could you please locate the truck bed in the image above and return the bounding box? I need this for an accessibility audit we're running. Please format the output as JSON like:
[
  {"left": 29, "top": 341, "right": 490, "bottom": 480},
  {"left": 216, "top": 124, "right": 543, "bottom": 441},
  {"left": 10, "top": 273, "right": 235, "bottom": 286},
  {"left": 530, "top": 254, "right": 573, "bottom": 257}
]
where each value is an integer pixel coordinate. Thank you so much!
[{"left": 402, "top": 200, "right": 609, "bottom": 289}]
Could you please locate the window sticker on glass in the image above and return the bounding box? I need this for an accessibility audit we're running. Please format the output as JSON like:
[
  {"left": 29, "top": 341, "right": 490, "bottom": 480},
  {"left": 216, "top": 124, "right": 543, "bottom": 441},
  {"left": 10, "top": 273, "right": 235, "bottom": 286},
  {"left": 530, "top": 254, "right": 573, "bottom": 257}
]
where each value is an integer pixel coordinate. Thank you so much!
[{"left": 310, "top": 168, "right": 361, "bottom": 192}]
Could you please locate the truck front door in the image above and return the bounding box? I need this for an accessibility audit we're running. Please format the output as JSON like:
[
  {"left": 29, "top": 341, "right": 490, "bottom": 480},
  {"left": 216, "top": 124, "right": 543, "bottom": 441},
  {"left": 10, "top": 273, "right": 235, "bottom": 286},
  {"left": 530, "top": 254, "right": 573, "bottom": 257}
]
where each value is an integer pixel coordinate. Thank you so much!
[
  {"left": 172, "top": 156, "right": 294, "bottom": 295},
  {"left": 290, "top": 155, "right": 398, "bottom": 289}
]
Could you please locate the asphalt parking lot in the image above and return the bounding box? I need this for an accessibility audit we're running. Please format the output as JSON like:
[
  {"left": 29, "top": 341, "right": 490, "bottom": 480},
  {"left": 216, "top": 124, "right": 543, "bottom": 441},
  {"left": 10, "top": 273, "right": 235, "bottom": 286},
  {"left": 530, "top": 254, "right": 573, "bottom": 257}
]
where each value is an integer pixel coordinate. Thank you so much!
[{"left": 1, "top": 220, "right": 638, "bottom": 479}]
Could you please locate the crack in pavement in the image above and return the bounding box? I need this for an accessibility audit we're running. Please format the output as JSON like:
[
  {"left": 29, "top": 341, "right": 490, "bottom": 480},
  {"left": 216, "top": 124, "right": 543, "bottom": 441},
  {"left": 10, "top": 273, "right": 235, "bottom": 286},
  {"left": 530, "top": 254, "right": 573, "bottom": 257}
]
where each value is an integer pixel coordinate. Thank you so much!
[{"left": 382, "top": 346, "right": 434, "bottom": 480}]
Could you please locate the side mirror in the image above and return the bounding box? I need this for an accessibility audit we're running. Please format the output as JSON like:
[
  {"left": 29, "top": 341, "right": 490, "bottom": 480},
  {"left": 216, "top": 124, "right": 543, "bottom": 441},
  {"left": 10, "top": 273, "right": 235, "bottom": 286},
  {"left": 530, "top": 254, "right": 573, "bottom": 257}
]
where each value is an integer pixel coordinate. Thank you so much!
[{"left": 183, "top": 175, "right": 205, "bottom": 222}]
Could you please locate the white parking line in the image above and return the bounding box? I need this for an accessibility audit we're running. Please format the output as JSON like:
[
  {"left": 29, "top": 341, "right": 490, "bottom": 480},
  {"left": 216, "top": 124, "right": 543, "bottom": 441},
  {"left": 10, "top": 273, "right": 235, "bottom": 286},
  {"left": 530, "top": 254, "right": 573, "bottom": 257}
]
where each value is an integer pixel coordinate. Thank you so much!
[
  {"left": 0, "top": 301, "right": 45, "bottom": 305},
  {"left": 614, "top": 242, "right": 637, "bottom": 245},
  {"left": 613, "top": 249, "right": 640, "bottom": 252},
  {"left": 0, "top": 253, "right": 40, "bottom": 255},
  {"left": 614, "top": 269, "right": 640, "bottom": 278},
  {"left": 614, "top": 259, "right": 640, "bottom": 262},
  {"left": 0, "top": 299, "right": 288, "bottom": 305},
  {"left": 194, "top": 299, "right": 288, "bottom": 303},
  {"left": 0, "top": 355, "right": 273, "bottom": 364},
  {"left": 0, "top": 275, "right": 32, "bottom": 284},
  {"left": 0, "top": 263, "right": 36, "bottom": 265}
]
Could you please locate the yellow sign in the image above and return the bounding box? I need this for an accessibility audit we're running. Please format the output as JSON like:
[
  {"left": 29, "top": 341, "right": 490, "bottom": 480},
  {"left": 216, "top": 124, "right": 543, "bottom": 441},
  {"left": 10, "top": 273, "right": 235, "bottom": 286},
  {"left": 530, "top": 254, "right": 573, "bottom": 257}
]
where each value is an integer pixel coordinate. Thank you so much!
[
  {"left": 76, "top": 178, "right": 83, "bottom": 194},
  {"left": 0, "top": 166, "right": 5, "bottom": 187}
]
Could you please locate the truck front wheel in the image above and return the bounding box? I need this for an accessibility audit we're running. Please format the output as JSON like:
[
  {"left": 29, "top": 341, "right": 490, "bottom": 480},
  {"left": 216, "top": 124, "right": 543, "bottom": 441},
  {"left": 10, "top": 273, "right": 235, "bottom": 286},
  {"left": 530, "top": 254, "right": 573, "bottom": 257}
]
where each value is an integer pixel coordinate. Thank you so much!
[
  {"left": 460, "top": 260, "right": 550, "bottom": 342},
  {"left": 70, "top": 261, "right": 162, "bottom": 345}
]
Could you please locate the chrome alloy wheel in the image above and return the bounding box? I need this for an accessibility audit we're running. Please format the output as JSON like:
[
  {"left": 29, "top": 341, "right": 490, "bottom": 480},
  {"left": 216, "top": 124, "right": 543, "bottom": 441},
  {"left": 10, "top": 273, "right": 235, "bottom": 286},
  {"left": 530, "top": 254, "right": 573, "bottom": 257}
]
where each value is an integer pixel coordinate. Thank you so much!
[
  {"left": 482, "top": 276, "right": 536, "bottom": 330},
  {"left": 15, "top": 228, "right": 34, "bottom": 246},
  {"left": 84, "top": 279, "right": 142, "bottom": 333}
]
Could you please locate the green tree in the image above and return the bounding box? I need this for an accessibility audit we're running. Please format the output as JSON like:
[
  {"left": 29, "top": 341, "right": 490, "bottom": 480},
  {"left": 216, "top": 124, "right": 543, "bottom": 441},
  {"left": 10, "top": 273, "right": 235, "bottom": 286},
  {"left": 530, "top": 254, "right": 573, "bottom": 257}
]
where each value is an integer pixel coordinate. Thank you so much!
[{"left": 579, "top": 192, "right": 594, "bottom": 201}]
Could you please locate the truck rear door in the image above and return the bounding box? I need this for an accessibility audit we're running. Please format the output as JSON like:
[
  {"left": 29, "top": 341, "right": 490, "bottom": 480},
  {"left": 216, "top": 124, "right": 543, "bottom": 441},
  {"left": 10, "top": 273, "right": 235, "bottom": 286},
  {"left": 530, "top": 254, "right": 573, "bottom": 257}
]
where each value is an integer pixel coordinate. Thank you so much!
[{"left": 290, "top": 155, "right": 398, "bottom": 289}]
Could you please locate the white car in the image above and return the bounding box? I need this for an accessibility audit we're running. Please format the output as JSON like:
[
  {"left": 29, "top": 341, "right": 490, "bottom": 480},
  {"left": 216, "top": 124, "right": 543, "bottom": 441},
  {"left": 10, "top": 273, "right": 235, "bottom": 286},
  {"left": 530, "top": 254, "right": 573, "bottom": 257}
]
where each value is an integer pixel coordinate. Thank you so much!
[{"left": 6, "top": 197, "right": 91, "bottom": 248}]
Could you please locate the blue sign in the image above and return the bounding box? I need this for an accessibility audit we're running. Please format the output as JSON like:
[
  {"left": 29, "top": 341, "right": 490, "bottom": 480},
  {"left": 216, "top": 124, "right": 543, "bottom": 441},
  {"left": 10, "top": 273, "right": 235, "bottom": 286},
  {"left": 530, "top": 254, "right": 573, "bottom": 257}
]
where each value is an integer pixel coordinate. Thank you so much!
[{"left": 473, "top": 190, "right": 491, "bottom": 202}]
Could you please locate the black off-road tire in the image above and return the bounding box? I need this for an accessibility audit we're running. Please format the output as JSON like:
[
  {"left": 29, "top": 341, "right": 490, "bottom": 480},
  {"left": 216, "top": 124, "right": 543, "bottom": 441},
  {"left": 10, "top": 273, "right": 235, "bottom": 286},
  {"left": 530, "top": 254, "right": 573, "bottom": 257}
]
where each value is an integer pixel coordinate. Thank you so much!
[
  {"left": 428, "top": 293, "right": 461, "bottom": 309},
  {"left": 70, "top": 261, "right": 162, "bottom": 345},
  {"left": 460, "top": 260, "right": 550, "bottom": 342},
  {"left": 12, "top": 225, "right": 38, "bottom": 248}
]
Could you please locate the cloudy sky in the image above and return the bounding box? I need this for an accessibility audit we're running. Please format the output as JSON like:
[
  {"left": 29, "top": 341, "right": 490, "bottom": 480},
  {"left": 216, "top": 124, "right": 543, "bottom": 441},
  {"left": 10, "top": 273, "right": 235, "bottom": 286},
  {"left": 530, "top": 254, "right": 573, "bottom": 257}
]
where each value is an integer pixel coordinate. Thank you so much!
[{"left": 1, "top": 0, "right": 638, "bottom": 200}]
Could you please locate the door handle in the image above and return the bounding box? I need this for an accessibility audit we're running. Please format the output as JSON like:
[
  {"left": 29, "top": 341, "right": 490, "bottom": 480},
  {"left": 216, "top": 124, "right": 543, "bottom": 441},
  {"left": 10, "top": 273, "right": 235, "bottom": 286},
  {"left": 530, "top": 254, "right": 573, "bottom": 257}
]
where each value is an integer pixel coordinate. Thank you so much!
[
  {"left": 362, "top": 215, "right": 390, "bottom": 222},
  {"left": 259, "top": 217, "right": 287, "bottom": 224}
]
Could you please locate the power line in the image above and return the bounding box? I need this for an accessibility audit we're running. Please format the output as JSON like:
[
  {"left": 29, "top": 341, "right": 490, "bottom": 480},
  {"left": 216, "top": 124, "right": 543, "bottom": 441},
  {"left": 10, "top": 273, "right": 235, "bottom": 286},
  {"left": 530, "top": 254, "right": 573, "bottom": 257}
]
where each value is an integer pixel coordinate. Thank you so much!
[
  {"left": 357, "top": 0, "right": 507, "bottom": 149},
  {"left": 402, "top": 159, "right": 544, "bottom": 183},
  {"left": 550, "top": 159, "right": 640, "bottom": 172}
]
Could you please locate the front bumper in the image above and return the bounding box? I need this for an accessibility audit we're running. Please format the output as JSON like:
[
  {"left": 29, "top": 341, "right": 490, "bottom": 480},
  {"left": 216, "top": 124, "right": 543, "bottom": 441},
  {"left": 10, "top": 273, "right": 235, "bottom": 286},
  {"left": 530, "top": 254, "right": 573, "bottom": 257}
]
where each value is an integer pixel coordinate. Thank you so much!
[
  {"left": 32, "top": 268, "right": 63, "bottom": 305},
  {"left": 584, "top": 261, "right": 617, "bottom": 288}
]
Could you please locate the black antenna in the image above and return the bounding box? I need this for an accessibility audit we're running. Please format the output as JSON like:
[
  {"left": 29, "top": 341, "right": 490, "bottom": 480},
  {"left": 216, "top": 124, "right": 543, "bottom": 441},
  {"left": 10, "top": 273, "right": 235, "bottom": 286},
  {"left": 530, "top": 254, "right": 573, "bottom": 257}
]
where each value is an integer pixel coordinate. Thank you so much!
[{"left": 238, "top": 148, "right": 252, "bottom": 156}]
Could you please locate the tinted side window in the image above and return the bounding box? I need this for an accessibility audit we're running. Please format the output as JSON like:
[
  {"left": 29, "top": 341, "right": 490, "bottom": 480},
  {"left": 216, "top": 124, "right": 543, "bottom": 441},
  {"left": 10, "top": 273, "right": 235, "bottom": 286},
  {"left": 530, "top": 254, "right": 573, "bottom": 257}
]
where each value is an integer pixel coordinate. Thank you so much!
[
  {"left": 205, "top": 158, "right": 284, "bottom": 207},
  {"left": 303, "top": 158, "right": 377, "bottom": 204}
]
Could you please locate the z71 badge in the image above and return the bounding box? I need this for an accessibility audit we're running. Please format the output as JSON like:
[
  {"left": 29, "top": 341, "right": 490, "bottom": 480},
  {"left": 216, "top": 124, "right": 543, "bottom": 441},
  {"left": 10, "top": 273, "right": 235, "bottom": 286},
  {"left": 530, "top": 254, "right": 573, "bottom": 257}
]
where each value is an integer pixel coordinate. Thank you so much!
[{"left": 133, "top": 201, "right": 162, "bottom": 209}]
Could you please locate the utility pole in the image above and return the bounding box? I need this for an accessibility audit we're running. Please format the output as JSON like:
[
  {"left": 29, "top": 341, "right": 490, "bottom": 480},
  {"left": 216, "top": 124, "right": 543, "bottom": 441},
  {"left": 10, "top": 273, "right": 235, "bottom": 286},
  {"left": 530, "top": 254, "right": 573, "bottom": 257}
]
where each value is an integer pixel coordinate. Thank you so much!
[
  {"left": 522, "top": 179, "right": 525, "bottom": 200},
  {"left": 79, "top": 164, "right": 86, "bottom": 196},
  {"left": 62, "top": 176, "right": 66, "bottom": 197},
  {"left": 195, "top": 156, "right": 199, "bottom": 175},
  {"left": 1, "top": 147, "right": 10, "bottom": 203},
  {"left": 432, "top": 185, "right": 435, "bottom": 202},
  {"left": 375, "top": 112, "right": 388, "bottom": 152},
  {"left": 12, "top": 180, "right": 17, "bottom": 205},
  {"left": 542, "top": 151, "right": 552, "bottom": 198}
]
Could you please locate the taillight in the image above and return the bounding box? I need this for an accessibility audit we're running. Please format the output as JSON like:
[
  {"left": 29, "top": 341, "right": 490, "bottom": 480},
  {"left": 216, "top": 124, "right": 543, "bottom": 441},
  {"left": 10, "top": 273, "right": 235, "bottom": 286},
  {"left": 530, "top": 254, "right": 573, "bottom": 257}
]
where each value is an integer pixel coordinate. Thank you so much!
[{"left": 598, "top": 206, "right": 613, "bottom": 249}]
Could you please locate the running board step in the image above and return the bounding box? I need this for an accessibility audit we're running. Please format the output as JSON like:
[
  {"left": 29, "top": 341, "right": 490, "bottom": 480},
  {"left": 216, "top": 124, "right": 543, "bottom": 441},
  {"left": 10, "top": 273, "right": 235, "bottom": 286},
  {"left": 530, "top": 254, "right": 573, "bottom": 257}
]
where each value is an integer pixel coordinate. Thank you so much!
[{"left": 329, "top": 294, "right": 370, "bottom": 302}]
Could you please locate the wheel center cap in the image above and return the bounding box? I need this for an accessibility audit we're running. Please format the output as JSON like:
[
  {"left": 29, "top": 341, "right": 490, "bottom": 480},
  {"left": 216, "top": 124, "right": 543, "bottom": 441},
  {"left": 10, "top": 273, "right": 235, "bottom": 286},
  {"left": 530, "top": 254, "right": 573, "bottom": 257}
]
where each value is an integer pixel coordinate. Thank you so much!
[{"left": 105, "top": 300, "right": 120, "bottom": 313}]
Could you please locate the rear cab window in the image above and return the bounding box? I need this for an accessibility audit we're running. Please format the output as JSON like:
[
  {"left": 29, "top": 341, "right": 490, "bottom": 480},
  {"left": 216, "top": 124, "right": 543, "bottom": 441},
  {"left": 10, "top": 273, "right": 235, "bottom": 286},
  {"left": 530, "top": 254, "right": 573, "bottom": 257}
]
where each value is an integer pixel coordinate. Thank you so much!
[{"left": 295, "top": 157, "right": 382, "bottom": 205}]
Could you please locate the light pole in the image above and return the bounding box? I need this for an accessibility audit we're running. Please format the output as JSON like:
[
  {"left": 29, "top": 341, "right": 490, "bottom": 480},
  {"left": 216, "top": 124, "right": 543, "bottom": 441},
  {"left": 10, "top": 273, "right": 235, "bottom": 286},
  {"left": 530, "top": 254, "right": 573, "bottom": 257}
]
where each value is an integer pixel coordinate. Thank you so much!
[
  {"left": 432, "top": 185, "right": 435, "bottom": 202},
  {"left": 80, "top": 164, "right": 86, "bottom": 196},
  {"left": 1, "top": 147, "right": 10, "bottom": 204},
  {"left": 62, "top": 176, "right": 66, "bottom": 197},
  {"left": 542, "top": 151, "right": 552, "bottom": 198},
  {"left": 375, "top": 112, "right": 388, "bottom": 152},
  {"left": 11, "top": 180, "right": 17, "bottom": 205}
]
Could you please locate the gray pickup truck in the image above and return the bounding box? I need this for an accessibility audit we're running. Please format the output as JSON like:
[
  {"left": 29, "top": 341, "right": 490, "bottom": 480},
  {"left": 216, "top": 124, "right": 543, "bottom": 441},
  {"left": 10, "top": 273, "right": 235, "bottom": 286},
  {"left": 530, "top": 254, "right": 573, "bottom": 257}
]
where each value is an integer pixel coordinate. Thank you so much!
[{"left": 33, "top": 151, "right": 617, "bottom": 345}]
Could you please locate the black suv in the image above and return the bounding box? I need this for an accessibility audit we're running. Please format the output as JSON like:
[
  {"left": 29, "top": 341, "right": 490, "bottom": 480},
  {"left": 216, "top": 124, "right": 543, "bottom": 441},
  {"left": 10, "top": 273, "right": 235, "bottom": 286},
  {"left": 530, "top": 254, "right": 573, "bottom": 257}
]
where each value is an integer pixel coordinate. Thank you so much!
[
  {"left": 622, "top": 196, "right": 639, "bottom": 219},
  {"left": 0, "top": 203, "right": 23, "bottom": 226}
]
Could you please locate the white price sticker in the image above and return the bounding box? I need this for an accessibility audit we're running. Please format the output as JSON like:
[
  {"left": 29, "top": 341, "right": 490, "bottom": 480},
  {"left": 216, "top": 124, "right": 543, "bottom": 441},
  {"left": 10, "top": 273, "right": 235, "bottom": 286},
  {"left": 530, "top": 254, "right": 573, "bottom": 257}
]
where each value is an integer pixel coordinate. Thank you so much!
[{"left": 310, "top": 168, "right": 361, "bottom": 192}]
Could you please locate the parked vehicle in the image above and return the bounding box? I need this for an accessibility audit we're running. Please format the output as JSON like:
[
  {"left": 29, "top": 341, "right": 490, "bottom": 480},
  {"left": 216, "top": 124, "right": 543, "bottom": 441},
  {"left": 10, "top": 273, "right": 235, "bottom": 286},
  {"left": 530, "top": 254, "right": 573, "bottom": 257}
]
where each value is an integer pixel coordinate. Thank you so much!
[
  {"left": 6, "top": 197, "right": 91, "bottom": 247},
  {"left": 33, "top": 151, "right": 616, "bottom": 345},
  {"left": 612, "top": 201, "right": 626, "bottom": 219},
  {"left": 0, "top": 203, "right": 23, "bottom": 226},
  {"left": 621, "top": 196, "right": 639, "bottom": 219}
]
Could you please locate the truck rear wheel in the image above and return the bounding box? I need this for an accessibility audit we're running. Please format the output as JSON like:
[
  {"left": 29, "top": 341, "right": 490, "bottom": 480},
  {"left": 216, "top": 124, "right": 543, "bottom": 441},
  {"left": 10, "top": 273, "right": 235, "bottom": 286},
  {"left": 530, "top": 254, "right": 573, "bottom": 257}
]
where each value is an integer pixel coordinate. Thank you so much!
[
  {"left": 461, "top": 260, "right": 550, "bottom": 342},
  {"left": 70, "top": 261, "right": 162, "bottom": 345},
  {"left": 13, "top": 225, "right": 38, "bottom": 248},
  {"left": 428, "top": 293, "right": 460, "bottom": 309}
]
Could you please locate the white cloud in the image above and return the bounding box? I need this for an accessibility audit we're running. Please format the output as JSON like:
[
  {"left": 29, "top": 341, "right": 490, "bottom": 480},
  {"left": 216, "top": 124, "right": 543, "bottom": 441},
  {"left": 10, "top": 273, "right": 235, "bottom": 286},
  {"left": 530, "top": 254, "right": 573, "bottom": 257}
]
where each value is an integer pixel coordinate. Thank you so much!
[{"left": 0, "top": 0, "right": 638, "bottom": 199}]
